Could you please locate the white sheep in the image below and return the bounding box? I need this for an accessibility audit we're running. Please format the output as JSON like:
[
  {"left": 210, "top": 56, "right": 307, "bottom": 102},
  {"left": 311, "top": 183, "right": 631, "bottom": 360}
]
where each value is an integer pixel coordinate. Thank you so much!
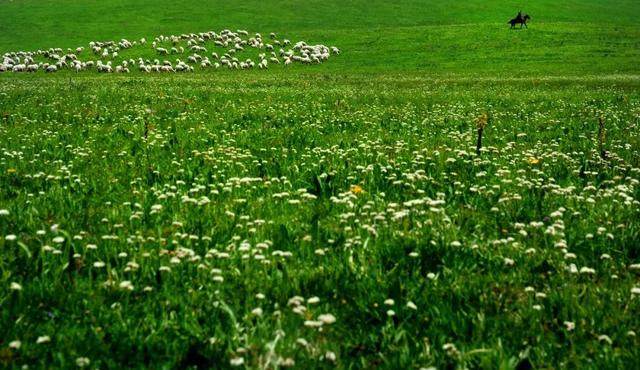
[{"left": 2, "top": 29, "right": 339, "bottom": 75}]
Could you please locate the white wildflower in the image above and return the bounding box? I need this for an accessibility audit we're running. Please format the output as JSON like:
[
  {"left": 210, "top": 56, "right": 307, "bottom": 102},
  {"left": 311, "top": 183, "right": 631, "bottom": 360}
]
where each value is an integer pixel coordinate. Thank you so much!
[
  {"left": 318, "top": 313, "right": 336, "bottom": 325},
  {"left": 119, "top": 281, "right": 134, "bottom": 291},
  {"left": 76, "top": 357, "right": 90, "bottom": 367},
  {"left": 564, "top": 321, "right": 575, "bottom": 331},
  {"left": 230, "top": 357, "right": 244, "bottom": 366}
]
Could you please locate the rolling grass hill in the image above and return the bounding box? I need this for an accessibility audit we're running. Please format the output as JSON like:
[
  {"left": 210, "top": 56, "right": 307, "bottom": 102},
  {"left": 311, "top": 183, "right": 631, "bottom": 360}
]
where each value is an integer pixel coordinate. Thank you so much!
[{"left": 1, "top": 0, "right": 639, "bottom": 76}]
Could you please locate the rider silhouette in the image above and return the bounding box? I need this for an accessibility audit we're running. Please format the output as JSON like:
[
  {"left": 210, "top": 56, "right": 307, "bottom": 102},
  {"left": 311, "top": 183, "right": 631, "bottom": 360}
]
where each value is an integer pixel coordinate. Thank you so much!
[{"left": 515, "top": 10, "right": 523, "bottom": 22}]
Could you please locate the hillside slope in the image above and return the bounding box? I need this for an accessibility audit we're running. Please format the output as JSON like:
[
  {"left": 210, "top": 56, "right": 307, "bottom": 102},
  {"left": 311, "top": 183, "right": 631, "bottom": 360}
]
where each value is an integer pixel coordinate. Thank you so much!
[{"left": 1, "top": 0, "right": 639, "bottom": 76}]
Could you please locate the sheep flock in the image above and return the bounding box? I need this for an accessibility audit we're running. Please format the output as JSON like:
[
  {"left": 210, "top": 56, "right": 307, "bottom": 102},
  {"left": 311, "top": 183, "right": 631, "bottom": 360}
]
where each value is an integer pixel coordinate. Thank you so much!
[{"left": 0, "top": 29, "right": 340, "bottom": 74}]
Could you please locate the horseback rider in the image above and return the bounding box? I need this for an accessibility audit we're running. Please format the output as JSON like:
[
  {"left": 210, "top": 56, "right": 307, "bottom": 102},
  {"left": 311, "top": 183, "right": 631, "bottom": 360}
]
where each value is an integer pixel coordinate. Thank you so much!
[{"left": 508, "top": 10, "right": 530, "bottom": 28}]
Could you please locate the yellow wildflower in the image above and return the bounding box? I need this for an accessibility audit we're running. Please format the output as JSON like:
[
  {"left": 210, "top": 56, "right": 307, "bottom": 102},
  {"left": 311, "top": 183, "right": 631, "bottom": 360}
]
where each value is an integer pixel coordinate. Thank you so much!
[{"left": 350, "top": 185, "right": 363, "bottom": 195}]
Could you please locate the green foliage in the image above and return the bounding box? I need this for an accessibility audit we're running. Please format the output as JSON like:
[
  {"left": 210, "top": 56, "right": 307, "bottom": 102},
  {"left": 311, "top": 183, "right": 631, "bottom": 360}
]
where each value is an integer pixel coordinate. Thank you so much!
[{"left": 0, "top": 76, "right": 639, "bottom": 368}]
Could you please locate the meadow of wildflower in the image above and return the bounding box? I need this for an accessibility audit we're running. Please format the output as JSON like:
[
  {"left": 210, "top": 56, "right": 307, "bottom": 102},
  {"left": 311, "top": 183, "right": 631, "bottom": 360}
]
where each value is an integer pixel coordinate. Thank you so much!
[{"left": 2, "top": 1, "right": 640, "bottom": 369}]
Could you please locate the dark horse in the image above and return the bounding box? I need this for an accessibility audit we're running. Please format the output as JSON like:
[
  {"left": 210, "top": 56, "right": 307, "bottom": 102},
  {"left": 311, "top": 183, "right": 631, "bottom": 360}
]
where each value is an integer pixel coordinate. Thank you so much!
[{"left": 508, "top": 12, "right": 531, "bottom": 28}]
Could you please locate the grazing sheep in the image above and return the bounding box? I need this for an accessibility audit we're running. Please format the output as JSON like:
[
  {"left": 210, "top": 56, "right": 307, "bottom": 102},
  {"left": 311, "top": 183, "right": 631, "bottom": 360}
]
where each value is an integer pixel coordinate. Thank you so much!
[
  {"left": 2, "top": 28, "right": 339, "bottom": 74},
  {"left": 188, "top": 54, "right": 202, "bottom": 63},
  {"left": 97, "top": 61, "right": 112, "bottom": 73},
  {"left": 175, "top": 61, "right": 193, "bottom": 72}
]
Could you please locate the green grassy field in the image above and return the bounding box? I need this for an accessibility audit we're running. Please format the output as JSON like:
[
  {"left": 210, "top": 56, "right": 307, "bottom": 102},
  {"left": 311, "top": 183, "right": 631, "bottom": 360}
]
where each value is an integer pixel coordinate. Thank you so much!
[
  {"left": 1, "top": 1, "right": 640, "bottom": 369},
  {"left": 1, "top": 0, "right": 640, "bottom": 76}
]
